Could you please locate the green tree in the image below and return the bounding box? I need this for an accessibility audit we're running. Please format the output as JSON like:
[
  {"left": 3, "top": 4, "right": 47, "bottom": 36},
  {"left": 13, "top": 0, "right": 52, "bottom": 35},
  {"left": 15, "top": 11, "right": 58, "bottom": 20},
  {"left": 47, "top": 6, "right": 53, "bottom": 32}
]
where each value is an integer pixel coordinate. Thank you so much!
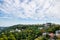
[
  {"left": 8, "top": 34, "right": 16, "bottom": 40},
  {"left": 0, "top": 38, "right": 4, "bottom": 40},
  {"left": 2, "top": 35, "right": 8, "bottom": 40}
]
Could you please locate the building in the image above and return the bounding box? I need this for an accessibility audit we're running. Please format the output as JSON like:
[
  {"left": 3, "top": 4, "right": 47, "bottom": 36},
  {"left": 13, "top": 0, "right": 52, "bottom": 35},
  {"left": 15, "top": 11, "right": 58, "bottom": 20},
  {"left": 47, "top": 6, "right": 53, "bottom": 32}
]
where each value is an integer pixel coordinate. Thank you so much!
[
  {"left": 55, "top": 30, "right": 60, "bottom": 38},
  {"left": 10, "top": 29, "right": 21, "bottom": 32},
  {"left": 44, "top": 23, "right": 52, "bottom": 28}
]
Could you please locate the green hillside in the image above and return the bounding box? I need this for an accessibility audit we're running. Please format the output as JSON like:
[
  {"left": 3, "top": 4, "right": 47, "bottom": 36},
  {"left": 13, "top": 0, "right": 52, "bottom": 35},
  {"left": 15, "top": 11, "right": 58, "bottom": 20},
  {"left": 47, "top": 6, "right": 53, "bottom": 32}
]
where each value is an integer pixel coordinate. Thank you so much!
[{"left": 0, "top": 23, "right": 60, "bottom": 40}]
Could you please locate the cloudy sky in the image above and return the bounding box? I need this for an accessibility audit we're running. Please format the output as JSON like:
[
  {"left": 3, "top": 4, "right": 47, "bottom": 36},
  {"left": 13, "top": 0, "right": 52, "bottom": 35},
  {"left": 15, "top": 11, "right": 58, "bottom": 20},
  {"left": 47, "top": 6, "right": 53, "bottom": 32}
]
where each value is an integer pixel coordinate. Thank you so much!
[{"left": 0, "top": 0, "right": 60, "bottom": 26}]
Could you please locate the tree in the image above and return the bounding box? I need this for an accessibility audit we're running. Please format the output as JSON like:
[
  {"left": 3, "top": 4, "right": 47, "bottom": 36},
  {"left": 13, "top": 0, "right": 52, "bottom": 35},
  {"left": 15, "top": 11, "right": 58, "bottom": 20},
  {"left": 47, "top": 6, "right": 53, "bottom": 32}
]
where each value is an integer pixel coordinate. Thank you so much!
[
  {"left": 0, "top": 38, "right": 4, "bottom": 40},
  {"left": 8, "top": 34, "right": 16, "bottom": 40},
  {"left": 2, "top": 35, "right": 8, "bottom": 40}
]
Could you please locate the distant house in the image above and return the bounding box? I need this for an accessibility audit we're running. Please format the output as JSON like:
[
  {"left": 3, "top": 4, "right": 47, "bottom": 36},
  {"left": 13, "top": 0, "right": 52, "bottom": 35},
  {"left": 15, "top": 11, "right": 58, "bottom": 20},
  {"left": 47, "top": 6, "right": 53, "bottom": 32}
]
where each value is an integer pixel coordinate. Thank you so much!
[
  {"left": 10, "top": 30, "right": 14, "bottom": 32},
  {"left": 15, "top": 29, "right": 21, "bottom": 32},
  {"left": 38, "top": 27, "right": 43, "bottom": 30},
  {"left": 55, "top": 30, "right": 60, "bottom": 37},
  {"left": 42, "top": 32, "right": 47, "bottom": 36},
  {"left": 10, "top": 29, "right": 21, "bottom": 32},
  {"left": 44, "top": 23, "right": 52, "bottom": 28}
]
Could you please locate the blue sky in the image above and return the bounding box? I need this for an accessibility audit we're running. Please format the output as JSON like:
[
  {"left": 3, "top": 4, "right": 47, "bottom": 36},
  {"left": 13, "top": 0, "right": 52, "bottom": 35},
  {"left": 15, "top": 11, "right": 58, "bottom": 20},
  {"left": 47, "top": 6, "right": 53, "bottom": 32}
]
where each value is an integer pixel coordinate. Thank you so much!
[{"left": 0, "top": 0, "right": 60, "bottom": 26}]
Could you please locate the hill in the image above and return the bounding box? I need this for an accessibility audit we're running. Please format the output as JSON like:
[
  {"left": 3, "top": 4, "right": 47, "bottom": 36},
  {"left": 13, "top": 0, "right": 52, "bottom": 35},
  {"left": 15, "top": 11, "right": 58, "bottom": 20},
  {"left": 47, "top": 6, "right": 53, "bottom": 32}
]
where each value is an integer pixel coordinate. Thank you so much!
[{"left": 0, "top": 23, "right": 60, "bottom": 40}]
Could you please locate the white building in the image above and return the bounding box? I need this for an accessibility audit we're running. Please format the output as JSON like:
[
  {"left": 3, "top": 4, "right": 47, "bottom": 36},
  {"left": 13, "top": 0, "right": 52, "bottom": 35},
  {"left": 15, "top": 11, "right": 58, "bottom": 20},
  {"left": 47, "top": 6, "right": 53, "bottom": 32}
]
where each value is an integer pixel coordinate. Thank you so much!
[
  {"left": 10, "top": 29, "right": 21, "bottom": 32},
  {"left": 15, "top": 29, "right": 21, "bottom": 32},
  {"left": 55, "top": 30, "right": 60, "bottom": 36}
]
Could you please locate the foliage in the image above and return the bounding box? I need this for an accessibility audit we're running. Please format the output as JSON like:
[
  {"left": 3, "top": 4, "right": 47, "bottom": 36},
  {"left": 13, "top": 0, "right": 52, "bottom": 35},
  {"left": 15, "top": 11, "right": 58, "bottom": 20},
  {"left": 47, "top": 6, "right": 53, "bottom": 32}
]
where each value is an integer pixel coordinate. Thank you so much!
[{"left": 0, "top": 23, "right": 60, "bottom": 40}]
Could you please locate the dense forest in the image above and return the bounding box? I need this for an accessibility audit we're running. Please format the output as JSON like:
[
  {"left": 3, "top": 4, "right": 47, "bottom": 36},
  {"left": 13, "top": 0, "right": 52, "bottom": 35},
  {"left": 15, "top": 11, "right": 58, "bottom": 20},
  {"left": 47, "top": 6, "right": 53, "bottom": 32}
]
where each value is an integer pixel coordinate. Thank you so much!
[{"left": 0, "top": 23, "right": 60, "bottom": 40}]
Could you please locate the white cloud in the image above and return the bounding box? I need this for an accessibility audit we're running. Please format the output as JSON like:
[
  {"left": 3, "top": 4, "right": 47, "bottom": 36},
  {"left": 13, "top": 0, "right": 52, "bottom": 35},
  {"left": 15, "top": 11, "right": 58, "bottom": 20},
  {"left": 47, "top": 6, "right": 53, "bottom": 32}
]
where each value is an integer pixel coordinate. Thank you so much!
[
  {"left": 0, "top": 0, "right": 60, "bottom": 21},
  {"left": 46, "top": 0, "right": 60, "bottom": 19}
]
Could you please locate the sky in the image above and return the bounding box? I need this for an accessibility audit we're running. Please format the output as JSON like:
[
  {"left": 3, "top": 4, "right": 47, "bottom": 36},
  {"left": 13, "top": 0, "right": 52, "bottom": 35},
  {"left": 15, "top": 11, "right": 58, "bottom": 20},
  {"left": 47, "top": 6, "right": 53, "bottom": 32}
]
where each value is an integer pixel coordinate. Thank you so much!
[{"left": 0, "top": 0, "right": 60, "bottom": 26}]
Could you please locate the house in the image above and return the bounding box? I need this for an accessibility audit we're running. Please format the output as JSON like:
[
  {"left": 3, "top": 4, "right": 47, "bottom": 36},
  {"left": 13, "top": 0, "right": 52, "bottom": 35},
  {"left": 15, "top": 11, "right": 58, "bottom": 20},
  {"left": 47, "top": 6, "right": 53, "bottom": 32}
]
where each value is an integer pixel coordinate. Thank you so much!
[
  {"left": 38, "top": 27, "right": 43, "bottom": 30},
  {"left": 10, "top": 30, "right": 14, "bottom": 32},
  {"left": 55, "top": 30, "right": 60, "bottom": 38},
  {"left": 42, "top": 32, "right": 47, "bottom": 36},
  {"left": 45, "top": 23, "right": 51, "bottom": 27},
  {"left": 10, "top": 29, "right": 21, "bottom": 32},
  {"left": 44, "top": 23, "right": 52, "bottom": 29},
  {"left": 15, "top": 29, "right": 21, "bottom": 32}
]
